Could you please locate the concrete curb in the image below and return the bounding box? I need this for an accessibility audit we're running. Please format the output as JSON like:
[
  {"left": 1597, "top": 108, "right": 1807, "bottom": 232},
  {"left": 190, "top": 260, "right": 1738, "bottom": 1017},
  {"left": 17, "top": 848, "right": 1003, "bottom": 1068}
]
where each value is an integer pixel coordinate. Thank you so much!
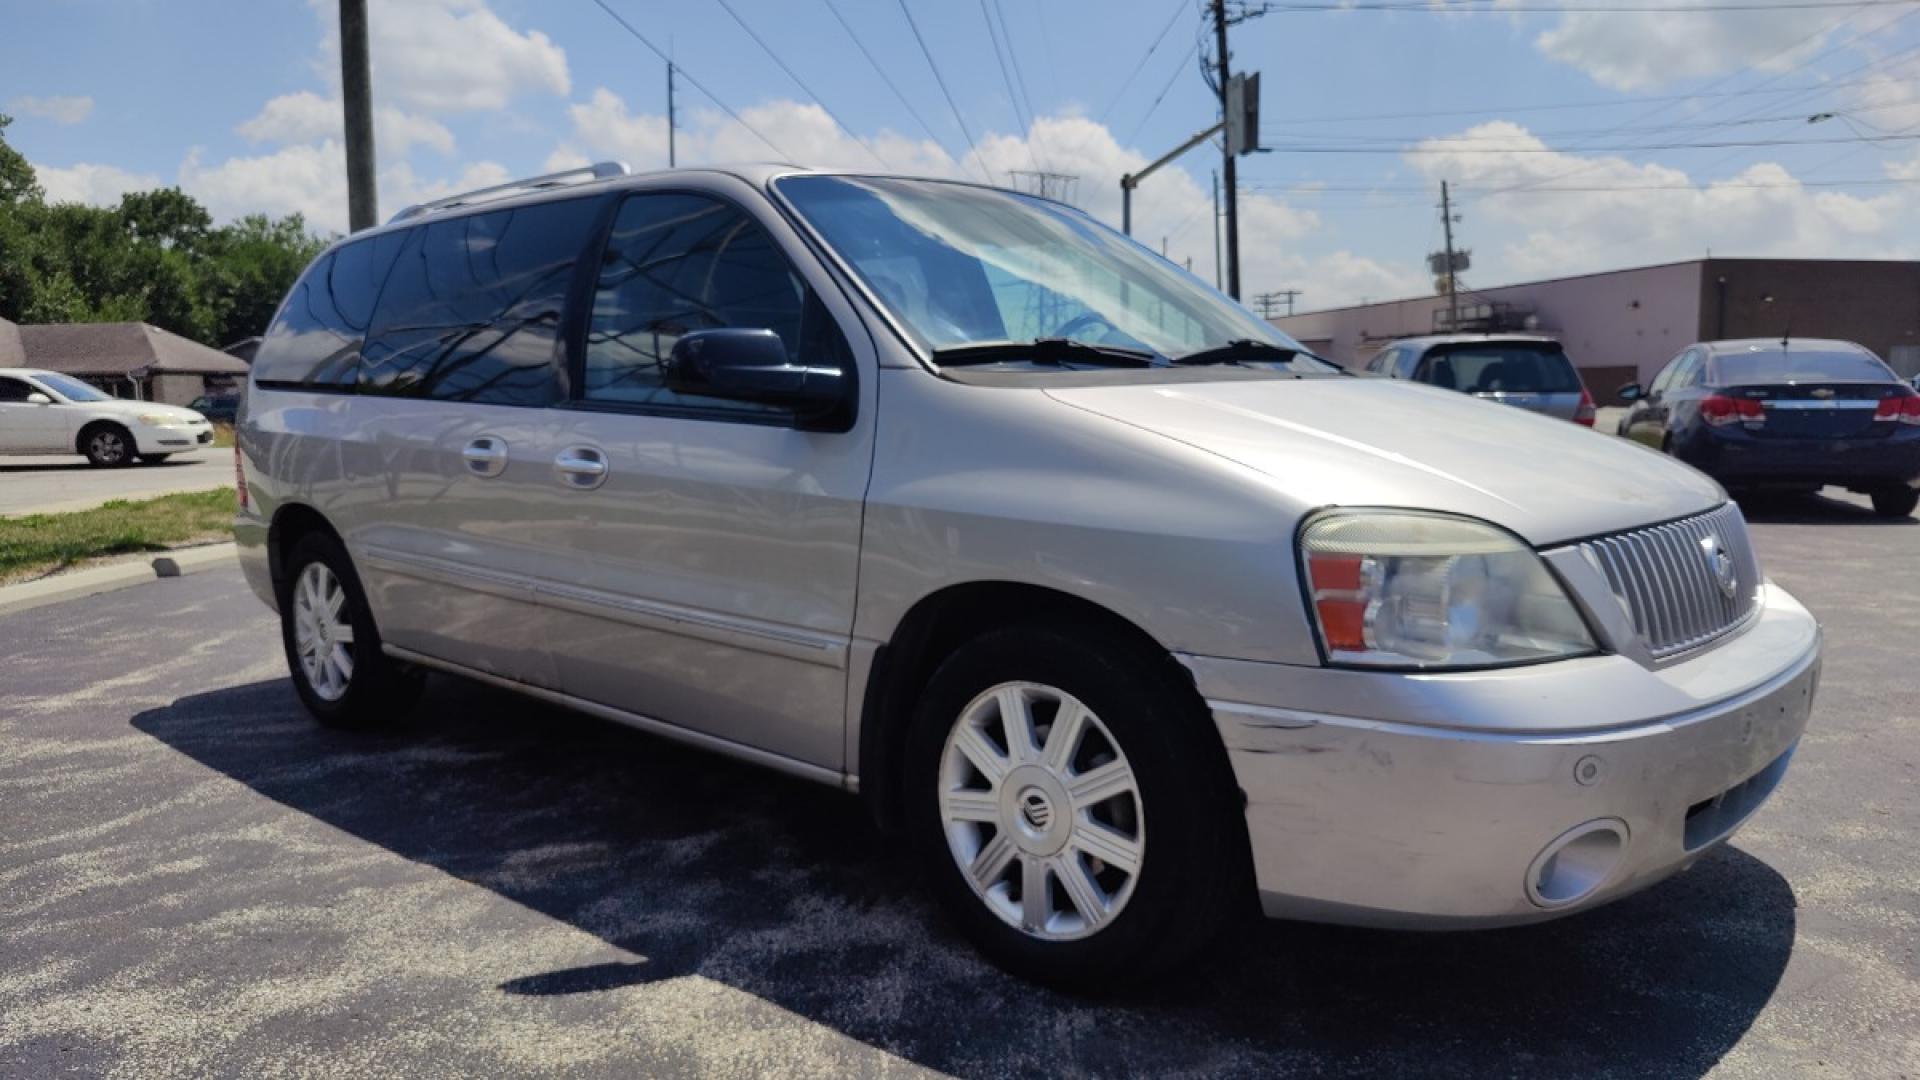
[{"left": 0, "top": 543, "right": 237, "bottom": 619}]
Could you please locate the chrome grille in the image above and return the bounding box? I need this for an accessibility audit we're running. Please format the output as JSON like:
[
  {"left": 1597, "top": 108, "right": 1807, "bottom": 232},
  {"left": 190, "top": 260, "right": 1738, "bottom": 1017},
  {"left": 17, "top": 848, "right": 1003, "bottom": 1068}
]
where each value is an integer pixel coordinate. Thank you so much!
[{"left": 1580, "top": 503, "right": 1761, "bottom": 659}]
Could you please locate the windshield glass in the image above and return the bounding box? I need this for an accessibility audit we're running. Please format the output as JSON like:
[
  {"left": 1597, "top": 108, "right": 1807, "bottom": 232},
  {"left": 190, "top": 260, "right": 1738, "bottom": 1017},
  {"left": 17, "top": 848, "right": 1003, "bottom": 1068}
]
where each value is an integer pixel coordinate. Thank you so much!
[
  {"left": 1714, "top": 347, "right": 1893, "bottom": 384},
  {"left": 1421, "top": 344, "right": 1581, "bottom": 393},
  {"left": 776, "top": 175, "right": 1320, "bottom": 367},
  {"left": 34, "top": 372, "right": 110, "bottom": 402}
]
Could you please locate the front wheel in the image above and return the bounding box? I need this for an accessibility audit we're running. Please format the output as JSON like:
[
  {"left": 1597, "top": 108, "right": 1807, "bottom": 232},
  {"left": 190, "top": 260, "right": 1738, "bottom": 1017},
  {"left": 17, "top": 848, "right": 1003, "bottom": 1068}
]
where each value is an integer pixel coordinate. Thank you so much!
[
  {"left": 278, "top": 532, "right": 425, "bottom": 728},
  {"left": 1871, "top": 487, "right": 1919, "bottom": 519},
  {"left": 906, "top": 624, "right": 1248, "bottom": 988},
  {"left": 81, "top": 424, "right": 134, "bottom": 467}
]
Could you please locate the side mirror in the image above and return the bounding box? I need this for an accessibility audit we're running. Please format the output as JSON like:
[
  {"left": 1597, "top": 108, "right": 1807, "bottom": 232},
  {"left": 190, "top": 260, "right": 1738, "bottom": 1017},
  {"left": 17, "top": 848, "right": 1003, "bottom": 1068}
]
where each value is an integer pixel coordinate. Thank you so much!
[
  {"left": 25, "top": 392, "right": 52, "bottom": 406},
  {"left": 1615, "top": 382, "right": 1644, "bottom": 403},
  {"left": 664, "top": 328, "right": 849, "bottom": 426}
]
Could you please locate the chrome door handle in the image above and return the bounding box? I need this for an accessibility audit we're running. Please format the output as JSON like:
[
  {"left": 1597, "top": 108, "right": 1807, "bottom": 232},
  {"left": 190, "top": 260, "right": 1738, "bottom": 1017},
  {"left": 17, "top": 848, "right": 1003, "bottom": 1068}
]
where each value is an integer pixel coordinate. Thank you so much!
[
  {"left": 554, "top": 446, "right": 608, "bottom": 488},
  {"left": 462, "top": 436, "right": 508, "bottom": 477}
]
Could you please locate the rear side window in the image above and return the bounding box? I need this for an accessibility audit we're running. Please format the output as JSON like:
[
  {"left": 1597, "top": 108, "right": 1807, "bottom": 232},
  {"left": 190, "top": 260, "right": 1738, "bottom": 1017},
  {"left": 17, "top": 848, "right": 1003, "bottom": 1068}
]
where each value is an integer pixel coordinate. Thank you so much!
[
  {"left": 581, "top": 192, "right": 849, "bottom": 419},
  {"left": 1418, "top": 345, "right": 1579, "bottom": 393},
  {"left": 360, "top": 196, "right": 603, "bottom": 406},
  {"left": 252, "top": 233, "right": 403, "bottom": 388},
  {"left": 1712, "top": 347, "right": 1893, "bottom": 384}
]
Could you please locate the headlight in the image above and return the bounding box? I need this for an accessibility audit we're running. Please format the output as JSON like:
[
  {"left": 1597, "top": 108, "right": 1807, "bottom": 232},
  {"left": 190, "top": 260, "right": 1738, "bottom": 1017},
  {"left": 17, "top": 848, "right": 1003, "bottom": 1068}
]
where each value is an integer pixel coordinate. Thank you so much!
[
  {"left": 1300, "top": 510, "right": 1596, "bottom": 669},
  {"left": 136, "top": 412, "right": 178, "bottom": 426}
]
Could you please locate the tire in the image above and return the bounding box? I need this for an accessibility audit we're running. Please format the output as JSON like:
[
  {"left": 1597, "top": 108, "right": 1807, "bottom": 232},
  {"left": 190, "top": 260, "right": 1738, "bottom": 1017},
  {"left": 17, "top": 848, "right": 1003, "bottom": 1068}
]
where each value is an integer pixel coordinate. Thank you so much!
[
  {"left": 80, "top": 423, "right": 134, "bottom": 468},
  {"left": 904, "top": 622, "right": 1249, "bottom": 989},
  {"left": 1871, "top": 487, "right": 1919, "bottom": 519},
  {"left": 278, "top": 531, "right": 425, "bottom": 729},
  {"left": 136, "top": 453, "right": 171, "bottom": 465}
]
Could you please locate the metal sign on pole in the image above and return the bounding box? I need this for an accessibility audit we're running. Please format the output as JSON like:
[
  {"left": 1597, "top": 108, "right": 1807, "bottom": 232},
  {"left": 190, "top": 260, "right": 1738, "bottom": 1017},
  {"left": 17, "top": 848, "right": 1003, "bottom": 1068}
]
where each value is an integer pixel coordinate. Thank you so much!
[{"left": 1225, "top": 73, "right": 1260, "bottom": 157}]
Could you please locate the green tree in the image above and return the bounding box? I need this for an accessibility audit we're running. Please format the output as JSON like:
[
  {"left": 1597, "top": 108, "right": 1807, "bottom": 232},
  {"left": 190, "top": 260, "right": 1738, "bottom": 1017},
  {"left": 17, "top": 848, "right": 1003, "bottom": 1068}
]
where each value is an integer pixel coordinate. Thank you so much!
[{"left": 0, "top": 116, "right": 328, "bottom": 346}]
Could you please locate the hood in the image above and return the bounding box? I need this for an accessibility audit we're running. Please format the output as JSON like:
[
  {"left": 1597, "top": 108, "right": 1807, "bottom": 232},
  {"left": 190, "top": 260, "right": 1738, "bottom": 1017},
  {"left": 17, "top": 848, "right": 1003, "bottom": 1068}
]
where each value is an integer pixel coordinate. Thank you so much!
[
  {"left": 84, "top": 398, "right": 203, "bottom": 424},
  {"left": 1046, "top": 376, "right": 1723, "bottom": 546}
]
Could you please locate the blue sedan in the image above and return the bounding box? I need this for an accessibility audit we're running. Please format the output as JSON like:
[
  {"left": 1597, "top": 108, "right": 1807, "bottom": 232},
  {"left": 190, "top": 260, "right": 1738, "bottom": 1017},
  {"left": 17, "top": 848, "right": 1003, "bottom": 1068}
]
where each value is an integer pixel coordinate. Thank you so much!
[{"left": 1618, "top": 338, "right": 1920, "bottom": 519}]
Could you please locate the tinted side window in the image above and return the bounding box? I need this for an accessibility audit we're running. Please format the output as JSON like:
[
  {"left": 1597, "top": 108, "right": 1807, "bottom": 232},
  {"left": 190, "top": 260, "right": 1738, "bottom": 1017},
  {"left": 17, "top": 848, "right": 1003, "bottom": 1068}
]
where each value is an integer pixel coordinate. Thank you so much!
[
  {"left": 1670, "top": 351, "right": 1703, "bottom": 390},
  {"left": 252, "top": 233, "right": 403, "bottom": 388},
  {"left": 0, "top": 377, "right": 34, "bottom": 403},
  {"left": 1363, "top": 349, "right": 1389, "bottom": 374},
  {"left": 583, "top": 193, "right": 849, "bottom": 418},
  {"left": 361, "top": 196, "right": 602, "bottom": 405},
  {"left": 1649, "top": 351, "right": 1687, "bottom": 394}
]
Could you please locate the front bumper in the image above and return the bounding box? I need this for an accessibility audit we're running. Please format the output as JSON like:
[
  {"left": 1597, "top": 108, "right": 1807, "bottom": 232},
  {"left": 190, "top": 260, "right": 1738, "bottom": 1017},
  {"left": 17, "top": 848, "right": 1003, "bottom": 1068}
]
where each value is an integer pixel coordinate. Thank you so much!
[
  {"left": 1186, "top": 582, "right": 1820, "bottom": 928},
  {"left": 133, "top": 422, "right": 214, "bottom": 453}
]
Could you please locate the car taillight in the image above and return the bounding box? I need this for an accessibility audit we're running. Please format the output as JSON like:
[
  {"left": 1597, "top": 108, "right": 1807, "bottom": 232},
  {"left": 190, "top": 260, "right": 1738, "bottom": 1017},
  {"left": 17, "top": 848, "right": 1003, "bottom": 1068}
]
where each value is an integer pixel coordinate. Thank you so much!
[
  {"left": 1573, "top": 386, "right": 1596, "bottom": 426},
  {"left": 1872, "top": 392, "right": 1920, "bottom": 425},
  {"left": 234, "top": 443, "right": 249, "bottom": 510},
  {"left": 1701, "top": 393, "right": 1765, "bottom": 427}
]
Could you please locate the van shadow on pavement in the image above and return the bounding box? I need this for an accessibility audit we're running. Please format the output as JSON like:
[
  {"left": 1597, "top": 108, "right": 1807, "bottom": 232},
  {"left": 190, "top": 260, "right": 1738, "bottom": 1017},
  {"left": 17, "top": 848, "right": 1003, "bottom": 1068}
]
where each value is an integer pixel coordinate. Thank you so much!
[{"left": 135, "top": 676, "right": 1797, "bottom": 1078}]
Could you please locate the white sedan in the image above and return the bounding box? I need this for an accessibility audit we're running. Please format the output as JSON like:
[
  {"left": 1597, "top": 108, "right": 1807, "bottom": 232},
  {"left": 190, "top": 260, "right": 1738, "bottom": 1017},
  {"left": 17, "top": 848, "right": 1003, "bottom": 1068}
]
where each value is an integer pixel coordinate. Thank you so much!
[{"left": 0, "top": 367, "right": 215, "bottom": 467}]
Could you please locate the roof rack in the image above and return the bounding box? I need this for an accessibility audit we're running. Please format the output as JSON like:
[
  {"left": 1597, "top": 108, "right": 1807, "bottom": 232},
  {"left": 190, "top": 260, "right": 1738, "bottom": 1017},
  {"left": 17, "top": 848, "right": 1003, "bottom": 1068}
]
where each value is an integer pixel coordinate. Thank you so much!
[{"left": 387, "top": 161, "right": 631, "bottom": 224}]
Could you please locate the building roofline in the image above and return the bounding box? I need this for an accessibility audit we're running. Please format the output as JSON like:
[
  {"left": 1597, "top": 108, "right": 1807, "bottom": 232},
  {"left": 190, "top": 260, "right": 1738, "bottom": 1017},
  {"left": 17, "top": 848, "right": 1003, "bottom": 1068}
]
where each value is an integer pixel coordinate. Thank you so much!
[{"left": 1276, "top": 255, "right": 1920, "bottom": 321}]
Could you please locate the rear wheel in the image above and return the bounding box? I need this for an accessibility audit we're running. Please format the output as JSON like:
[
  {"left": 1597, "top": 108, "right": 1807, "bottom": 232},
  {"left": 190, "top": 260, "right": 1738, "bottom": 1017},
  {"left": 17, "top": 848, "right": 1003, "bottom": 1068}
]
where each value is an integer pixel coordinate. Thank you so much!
[
  {"left": 1871, "top": 487, "right": 1919, "bottom": 519},
  {"left": 81, "top": 424, "right": 133, "bottom": 467},
  {"left": 278, "top": 532, "right": 424, "bottom": 728},
  {"left": 905, "top": 623, "right": 1247, "bottom": 988}
]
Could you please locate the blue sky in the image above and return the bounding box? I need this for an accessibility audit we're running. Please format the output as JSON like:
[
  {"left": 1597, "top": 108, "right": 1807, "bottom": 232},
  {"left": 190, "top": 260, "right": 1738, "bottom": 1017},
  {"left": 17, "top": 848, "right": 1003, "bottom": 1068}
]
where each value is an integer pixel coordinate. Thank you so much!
[{"left": 5, "top": 0, "right": 1920, "bottom": 310}]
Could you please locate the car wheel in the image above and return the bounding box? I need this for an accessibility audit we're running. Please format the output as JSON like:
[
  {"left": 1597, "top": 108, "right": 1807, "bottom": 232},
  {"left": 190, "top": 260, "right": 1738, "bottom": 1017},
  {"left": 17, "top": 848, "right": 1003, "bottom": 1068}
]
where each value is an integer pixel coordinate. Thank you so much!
[
  {"left": 1870, "top": 487, "right": 1919, "bottom": 519},
  {"left": 136, "top": 453, "right": 171, "bottom": 465},
  {"left": 81, "top": 423, "right": 134, "bottom": 468},
  {"left": 278, "top": 531, "right": 425, "bottom": 728},
  {"left": 905, "top": 622, "right": 1248, "bottom": 988}
]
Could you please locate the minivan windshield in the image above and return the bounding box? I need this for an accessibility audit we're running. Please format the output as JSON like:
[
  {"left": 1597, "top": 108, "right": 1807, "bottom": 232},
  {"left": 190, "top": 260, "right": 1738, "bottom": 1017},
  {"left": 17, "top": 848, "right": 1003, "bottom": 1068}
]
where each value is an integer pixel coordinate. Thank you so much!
[
  {"left": 776, "top": 175, "right": 1328, "bottom": 371},
  {"left": 34, "top": 372, "right": 110, "bottom": 402},
  {"left": 1420, "top": 344, "right": 1581, "bottom": 394}
]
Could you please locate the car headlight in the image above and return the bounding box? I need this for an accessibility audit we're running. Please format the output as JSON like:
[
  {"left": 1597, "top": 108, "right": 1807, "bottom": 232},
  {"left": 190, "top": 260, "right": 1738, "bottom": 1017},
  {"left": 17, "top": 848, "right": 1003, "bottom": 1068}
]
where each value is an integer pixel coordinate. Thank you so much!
[
  {"left": 136, "top": 412, "right": 178, "bottom": 426},
  {"left": 1300, "top": 510, "right": 1596, "bottom": 669}
]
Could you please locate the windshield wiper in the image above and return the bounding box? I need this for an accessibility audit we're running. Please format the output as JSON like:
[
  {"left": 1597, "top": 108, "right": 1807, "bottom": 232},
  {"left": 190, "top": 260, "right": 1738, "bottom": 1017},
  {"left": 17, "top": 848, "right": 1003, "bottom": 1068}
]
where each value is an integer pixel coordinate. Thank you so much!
[
  {"left": 931, "top": 338, "right": 1160, "bottom": 368},
  {"left": 1171, "top": 339, "right": 1300, "bottom": 366}
]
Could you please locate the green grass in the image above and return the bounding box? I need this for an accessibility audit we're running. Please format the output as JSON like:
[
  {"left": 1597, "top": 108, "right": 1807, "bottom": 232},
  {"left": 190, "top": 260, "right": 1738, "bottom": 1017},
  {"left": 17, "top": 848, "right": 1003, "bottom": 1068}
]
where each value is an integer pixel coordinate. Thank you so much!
[{"left": 0, "top": 488, "right": 235, "bottom": 582}]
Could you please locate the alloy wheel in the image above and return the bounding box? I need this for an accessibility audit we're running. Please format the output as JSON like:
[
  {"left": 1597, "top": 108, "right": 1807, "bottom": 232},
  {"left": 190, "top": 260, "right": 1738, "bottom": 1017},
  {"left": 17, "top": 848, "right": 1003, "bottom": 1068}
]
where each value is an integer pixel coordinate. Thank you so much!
[
  {"left": 292, "top": 562, "right": 356, "bottom": 702},
  {"left": 938, "top": 681, "right": 1144, "bottom": 941},
  {"left": 89, "top": 430, "right": 127, "bottom": 465}
]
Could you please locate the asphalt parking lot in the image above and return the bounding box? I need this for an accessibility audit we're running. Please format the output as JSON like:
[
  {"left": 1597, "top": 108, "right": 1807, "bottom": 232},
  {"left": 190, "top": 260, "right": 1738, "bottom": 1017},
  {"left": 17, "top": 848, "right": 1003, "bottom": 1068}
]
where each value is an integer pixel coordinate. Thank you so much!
[
  {"left": 0, "top": 452, "right": 229, "bottom": 517},
  {"left": 2, "top": 490, "right": 1916, "bottom": 1078}
]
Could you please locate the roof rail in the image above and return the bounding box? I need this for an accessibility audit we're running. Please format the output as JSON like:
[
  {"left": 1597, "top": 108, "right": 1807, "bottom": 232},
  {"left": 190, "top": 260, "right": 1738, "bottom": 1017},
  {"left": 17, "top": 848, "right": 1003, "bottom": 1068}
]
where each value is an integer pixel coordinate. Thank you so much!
[{"left": 386, "top": 161, "right": 631, "bottom": 224}]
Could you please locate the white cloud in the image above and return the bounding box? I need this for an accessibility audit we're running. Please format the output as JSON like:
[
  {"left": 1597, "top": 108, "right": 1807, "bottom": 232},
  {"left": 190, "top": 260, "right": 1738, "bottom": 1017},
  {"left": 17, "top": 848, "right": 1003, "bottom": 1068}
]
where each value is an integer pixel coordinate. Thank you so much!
[
  {"left": 179, "top": 141, "right": 506, "bottom": 232},
  {"left": 33, "top": 161, "right": 161, "bottom": 205},
  {"left": 8, "top": 94, "right": 94, "bottom": 125},
  {"left": 545, "top": 91, "right": 1391, "bottom": 302},
  {"left": 237, "top": 91, "right": 456, "bottom": 157},
  {"left": 1536, "top": 3, "right": 1838, "bottom": 90},
  {"left": 1404, "top": 121, "right": 1909, "bottom": 280},
  {"left": 309, "top": 0, "right": 569, "bottom": 113}
]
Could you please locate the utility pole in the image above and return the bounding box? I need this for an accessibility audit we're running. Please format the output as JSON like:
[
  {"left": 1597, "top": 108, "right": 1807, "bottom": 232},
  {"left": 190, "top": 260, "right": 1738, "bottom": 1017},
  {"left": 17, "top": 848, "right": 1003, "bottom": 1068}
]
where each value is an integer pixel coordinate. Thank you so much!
[
  {"left": 1213, "top": 0, "right": 1240, "bottom": 299},
  {"left": 667, "top": 61, "right": 677, "bottom": 167},
  {"left": 1253, "top": 292, "right": 1278, "bottom": 318},
  {"left": 1212, "top": 169, "right": 1222, "bottom": 290},
  {"left": 339, "top": 0, "right": 377, "bottom": 231},
  {"left": 1440, "top": 181, "right": 1458, "bottom": 329}
]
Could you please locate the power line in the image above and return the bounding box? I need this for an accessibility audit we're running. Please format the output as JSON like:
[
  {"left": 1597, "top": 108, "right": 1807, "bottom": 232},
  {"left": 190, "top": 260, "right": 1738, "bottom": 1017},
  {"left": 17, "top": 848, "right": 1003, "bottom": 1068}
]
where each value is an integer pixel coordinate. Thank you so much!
[
  {"left": 1240, "top": 176, "right": 1920, "bottom": 192},
  {"left": 585, "top": 0, "right": 793, "bottom": 161},
  {"left": 1274, "top": 133, "right": 1920, "bottom": 152},
  {"left": 1125, "top": 33, "right": 1206, "bottom": 145},
  {"left": 980, "top": 0, "right": 1040, "bottom": 171},
  {"left": 992, "top": 0, "right": 1043, "bottom": 133},
  {"left": 713, "top": 0, "right": 892, "bottom": 168},
  {"left": 1262, "top": 0, "right": 1920, "bottom": 11},
  {"left": 898, "top": 0, "right": 992, "bottom": 181},
  {"left": 819, "top": 0, "right": 950, "bottom": 159},
  {"left": 1258, "top": 75, "right": 1915, "bottom": 125},
  {"left": 1096, "top": 0, "right": 1193, "bottom": 124}
]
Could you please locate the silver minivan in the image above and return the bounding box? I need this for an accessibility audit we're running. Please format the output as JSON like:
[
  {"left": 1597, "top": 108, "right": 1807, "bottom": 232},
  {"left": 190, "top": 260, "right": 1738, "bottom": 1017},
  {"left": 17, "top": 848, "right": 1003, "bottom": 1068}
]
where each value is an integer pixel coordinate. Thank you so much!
[{"left": 236, "top": 165, "right": 1820, "bottom": 987}]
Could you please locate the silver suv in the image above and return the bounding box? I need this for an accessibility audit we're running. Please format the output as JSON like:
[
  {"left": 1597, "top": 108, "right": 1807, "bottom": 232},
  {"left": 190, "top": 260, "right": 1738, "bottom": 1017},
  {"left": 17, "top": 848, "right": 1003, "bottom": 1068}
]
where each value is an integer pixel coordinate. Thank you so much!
[{"left": 236, "top": 165, "right": 1821, "bottom": 987}]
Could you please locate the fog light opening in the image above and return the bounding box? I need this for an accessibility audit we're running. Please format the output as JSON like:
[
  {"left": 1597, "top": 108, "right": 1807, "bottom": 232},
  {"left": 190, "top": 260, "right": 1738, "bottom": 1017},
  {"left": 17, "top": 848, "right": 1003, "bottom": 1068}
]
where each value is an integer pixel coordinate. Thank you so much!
[{"left": 1526, "top": 819, "right": 1628, "bottom": 908}]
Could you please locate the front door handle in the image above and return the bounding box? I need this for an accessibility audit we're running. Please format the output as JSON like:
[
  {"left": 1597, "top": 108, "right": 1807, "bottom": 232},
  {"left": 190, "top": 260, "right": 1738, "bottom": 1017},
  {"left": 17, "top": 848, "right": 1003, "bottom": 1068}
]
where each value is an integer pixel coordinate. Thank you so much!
[
  {"left": 554, "top": 446, "right": 608, "bottom": 489},
  {"left": 462, "top": 436, "right": 508, "bottom": 478}
]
